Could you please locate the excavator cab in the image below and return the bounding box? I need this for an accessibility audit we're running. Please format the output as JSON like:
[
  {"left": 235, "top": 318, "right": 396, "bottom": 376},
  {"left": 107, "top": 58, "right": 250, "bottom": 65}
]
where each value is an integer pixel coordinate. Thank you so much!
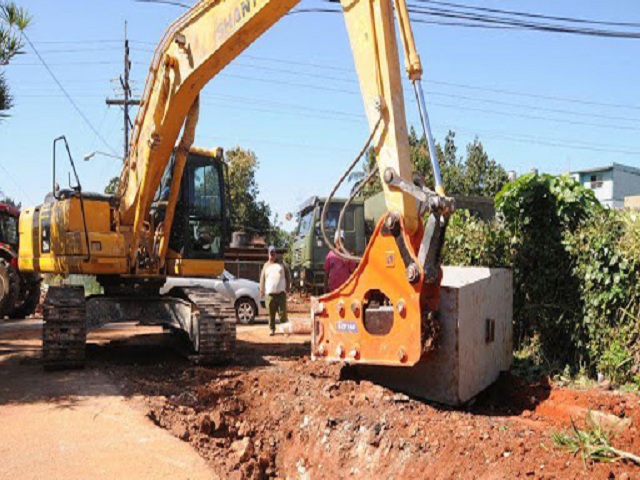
[{"left": 152, "top": 147, "right": 229, "bottom": 265}]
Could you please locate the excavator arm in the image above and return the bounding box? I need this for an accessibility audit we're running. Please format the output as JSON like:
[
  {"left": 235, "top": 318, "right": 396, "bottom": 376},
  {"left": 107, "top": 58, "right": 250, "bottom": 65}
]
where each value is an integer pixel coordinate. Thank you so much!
[
  {"left": 120, "top": 0, "right": 441, "bottom": 275},
  {"left": 119, "top": 0, "right": 455, "bottom": 366}
]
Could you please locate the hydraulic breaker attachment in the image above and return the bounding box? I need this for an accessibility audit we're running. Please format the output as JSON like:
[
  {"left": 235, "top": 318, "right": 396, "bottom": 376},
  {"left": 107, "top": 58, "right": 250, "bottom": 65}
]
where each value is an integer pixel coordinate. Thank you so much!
[{"left": 312, "top": 212, "right": 441, "bottom": 367}]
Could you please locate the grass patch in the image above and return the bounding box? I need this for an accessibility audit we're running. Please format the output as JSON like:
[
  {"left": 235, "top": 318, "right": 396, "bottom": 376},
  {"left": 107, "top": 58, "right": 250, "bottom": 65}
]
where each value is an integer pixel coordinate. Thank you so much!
[{"left": 552, "top": 412, "right": 640, "bottom": 467}]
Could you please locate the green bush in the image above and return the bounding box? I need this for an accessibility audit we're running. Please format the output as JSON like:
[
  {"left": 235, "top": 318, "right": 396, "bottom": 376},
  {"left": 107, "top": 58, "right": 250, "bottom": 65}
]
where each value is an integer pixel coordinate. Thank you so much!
[
  {"left": 443, "top": 210, "right": 510, "bottom": 268},
  {"left": 495, "top": 174, "right": 599, "bottom": 363},
  {"left": 444, "top": 174, "right": 640, "bottom": 384},
  {"left": 564, "top": 209, "right": 640, "bottom": 367}
]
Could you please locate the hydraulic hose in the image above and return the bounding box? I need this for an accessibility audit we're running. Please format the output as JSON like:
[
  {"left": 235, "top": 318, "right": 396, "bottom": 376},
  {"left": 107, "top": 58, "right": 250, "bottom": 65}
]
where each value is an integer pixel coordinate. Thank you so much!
[{"left": 320, "top": 116, "right": 383, "bottom": 263}]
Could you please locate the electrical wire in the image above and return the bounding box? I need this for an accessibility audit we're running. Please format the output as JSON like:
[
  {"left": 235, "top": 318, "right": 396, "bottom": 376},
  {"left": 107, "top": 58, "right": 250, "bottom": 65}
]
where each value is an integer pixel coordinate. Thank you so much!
[
  {"left": 22, "top": 33, "right": 119, "bottom": 156},
  {"left": 0, "top": 161, "right": 35, "bottom": 204},
  {"left": 218, "top": 61, "right": 640, "bottom": 124},
  {"left": 208, "top": 72, "right": 640, "bottom": 132},
  {"left": 13, "top": 57, "right": 640, "bottom": 154},
  {"left": 17, "top": 51, "right": 640, "bottom": 114},
  {"left": 11, "top": 60, "right": 122, "bottom": 66},
  {"left": 412, "top": 0, "right": 640, "bottom": 29},
  {"left": 316, "top": 0, "right": 640, "bottom": 39}
]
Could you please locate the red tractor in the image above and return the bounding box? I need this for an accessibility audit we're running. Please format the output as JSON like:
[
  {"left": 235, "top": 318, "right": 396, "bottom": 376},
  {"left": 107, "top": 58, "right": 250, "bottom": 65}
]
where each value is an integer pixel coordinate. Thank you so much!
[{"left": 0, "top": 202, "right": 41, "bottom": 319}]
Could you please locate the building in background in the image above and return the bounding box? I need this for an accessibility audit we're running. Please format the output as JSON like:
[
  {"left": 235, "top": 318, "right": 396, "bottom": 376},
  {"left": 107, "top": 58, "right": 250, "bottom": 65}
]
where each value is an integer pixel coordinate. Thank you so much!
[{"left": 570, "top": 163, "right": 640, "bottom": 208}]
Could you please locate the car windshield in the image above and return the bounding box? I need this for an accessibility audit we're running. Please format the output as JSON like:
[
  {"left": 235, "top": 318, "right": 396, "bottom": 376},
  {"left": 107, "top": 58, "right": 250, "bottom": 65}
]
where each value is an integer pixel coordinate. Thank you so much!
[{"left": 0, "top": 213, "right": 18, "bottom": 247}]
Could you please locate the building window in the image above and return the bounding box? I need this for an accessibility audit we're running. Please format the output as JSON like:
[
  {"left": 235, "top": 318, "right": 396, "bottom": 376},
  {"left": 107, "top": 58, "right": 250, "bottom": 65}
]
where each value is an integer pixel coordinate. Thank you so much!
[{"left": 590, "top": 174, "right": 603, "bottom": 189}]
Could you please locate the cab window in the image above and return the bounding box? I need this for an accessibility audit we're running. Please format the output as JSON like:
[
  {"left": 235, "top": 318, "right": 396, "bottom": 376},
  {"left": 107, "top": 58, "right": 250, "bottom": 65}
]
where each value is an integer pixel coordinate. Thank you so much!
[
  {"left": 0, "top": 214, "right": 18, "bottom": 247},
  {"left": 191, "top": 165, "right": 222, "bottom": 219}
]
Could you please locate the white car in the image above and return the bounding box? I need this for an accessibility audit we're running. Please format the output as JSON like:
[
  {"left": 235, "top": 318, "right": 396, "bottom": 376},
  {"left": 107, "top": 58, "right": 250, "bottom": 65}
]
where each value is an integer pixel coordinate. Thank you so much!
[{"left": 160, "top": 271, "right": 263, "bottom": 324}]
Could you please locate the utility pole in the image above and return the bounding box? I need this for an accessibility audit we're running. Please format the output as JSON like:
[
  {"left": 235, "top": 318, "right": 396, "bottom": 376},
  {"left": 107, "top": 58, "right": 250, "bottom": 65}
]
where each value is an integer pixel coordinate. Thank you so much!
[{"left": 106, "top": 21, "right": 141, "bottom": 159}]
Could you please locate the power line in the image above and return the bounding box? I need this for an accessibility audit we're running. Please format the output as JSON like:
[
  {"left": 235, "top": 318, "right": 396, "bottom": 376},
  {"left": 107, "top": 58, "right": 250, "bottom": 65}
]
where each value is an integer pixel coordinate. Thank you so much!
[
  {"left": 28, "top": 3, "right": 637, "bottom": 158},
  {"left": 0, "top": 160, "right": 35, "bottom": 204},
  {"left": 127, "top": 32, "right": 640, "bottom": 112},
  {"left": 225, "top": 60, "right": 640, "bottom": 122},
  {"left": 314, "top": 0, "right": 640, "bottom": 39},
  {"left": 427, "top": 79, "right": 640, "bottom": 112},
  {"left": 413, "top": 0, "right": 640, "bottom": 29},
  {"left": 134, "top": 0, "right": 191, "bottom": 8},
  {"left": 133, "top": 0, "right": 640, "bottom": 38},
  {"left": 198, "top": 93, "right": 640, "bottom": 156},
  {"left": 209, "top": 71, "right": 640, "bottom": 132},
  {"left": 29, "top": 46, "right": 124, "bottom": 54},
  {"left": 404, "top": 4, "right": 640, "bottom": 39},
  {"left": 15, "top": 49, "right": 640, "bottom": 131},
  {"left": 424, "top": 91, "right": 640, "bottom": 123},
  {"left": 22, "top": 33, "right": 118, "bottom": 155},
  {"left": 407, "top": 0, "right": 640, "bottom": 38},
  {"left": 191, "top": 50, "right": 640, "bottom": 113},
  {"left": 89, "top": 63, "right": 640, "bottom": 132},
  {"left": 11, "top": 60, "right": 122, "bottom": 66},
  {"left": 27, "top": 39, "right": 122, "bottom": 44},
  {"left": 429, "top": 101, "right": 640, "bottom": 132}
]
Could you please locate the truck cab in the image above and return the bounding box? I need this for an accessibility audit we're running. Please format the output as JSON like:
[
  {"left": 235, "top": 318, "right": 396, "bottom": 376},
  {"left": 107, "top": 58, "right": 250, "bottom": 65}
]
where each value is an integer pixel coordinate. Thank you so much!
[
  {"left": 289, "top": 197, "right": 366, "bottom": 295},
  {"left": 0, "top": 202, "right": 41, "bottom": 319},
  {"left": 0, "top": 203, "right": 19, "bottom": 259}
]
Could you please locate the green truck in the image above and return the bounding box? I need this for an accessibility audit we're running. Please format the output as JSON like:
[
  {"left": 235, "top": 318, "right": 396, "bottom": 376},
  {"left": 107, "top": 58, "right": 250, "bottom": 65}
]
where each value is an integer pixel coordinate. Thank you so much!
[
  {"left": 289, "top": 195, "right": 386, "bottom": 294},
  {"left": 289, "top": 192, "right": 495, "bottom": 295}
]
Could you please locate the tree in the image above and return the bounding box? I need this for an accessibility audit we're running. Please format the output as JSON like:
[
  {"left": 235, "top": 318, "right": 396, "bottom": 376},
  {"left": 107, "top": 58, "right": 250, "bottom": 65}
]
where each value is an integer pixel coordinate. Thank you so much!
[
  {"left": 226, "top": 147, "right": 272, "bottom": 237},
  {"left": 0, "top": 2, "right": 31, "bottom": 116},
  {"left": 357, "top": 129, "right": 508, "bottom": 199},
  {"left": 462, "top": 138, "right": 509, "bottom": 197},
  {"left": 104, "top": 176, "right": 119, "bottom": 195}
]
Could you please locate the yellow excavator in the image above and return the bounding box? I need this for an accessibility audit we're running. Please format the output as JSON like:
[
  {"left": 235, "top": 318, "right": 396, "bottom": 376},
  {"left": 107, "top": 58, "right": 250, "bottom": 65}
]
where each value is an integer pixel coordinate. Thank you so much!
[{"left": 18, "top": 0, "right": 454, "bottom": 370}]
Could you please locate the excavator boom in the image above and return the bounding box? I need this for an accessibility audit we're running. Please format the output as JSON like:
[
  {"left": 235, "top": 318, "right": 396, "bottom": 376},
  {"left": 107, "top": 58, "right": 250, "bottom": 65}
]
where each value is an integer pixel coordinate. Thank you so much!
[{"left": 120, "top": 0, "right": 432, "bottom": 274}]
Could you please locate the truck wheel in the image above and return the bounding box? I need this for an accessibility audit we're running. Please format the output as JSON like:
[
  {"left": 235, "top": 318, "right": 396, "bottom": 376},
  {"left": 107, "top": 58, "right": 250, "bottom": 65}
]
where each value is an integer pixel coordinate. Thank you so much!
[
  {"left": 0, "top": 259, "right": 19, "bottom": 319},
  {"left": 10, "top": 276, "right": 41, "bottom": 319},
  {"left": 235, "top": 297, "right": 257, "bottom": 325}
]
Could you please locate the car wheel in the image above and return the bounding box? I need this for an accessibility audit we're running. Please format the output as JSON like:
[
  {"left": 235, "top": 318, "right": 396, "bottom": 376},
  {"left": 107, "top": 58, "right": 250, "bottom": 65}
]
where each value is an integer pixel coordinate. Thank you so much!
[{"left": 235, "top": 297, "right": 256, "bottom": 325}]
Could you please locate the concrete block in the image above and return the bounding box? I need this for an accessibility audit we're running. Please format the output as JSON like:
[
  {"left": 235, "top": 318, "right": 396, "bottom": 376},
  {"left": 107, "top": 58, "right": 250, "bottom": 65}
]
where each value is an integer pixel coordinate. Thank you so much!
[{"left": 355, "top": 266, "right": 513, "bottom": 406}]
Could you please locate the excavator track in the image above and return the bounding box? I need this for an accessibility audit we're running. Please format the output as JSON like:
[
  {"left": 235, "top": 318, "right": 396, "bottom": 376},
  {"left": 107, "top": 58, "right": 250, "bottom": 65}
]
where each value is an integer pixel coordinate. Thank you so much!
[
  {"left": 42, "top": 286, "right": 87, "bottom": 370},
  {"left": 181, "top": 287, "right": 236, "bottom": 365}
]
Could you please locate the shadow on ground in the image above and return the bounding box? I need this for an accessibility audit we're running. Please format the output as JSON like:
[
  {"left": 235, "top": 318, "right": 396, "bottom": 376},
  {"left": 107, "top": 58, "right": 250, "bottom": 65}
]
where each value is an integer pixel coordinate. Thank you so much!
[
  {"left": 0, "top": 321, "right": 310, "bottom": 407},
  {"left": 0, "top": 319, "right": 549, "bottom": 419}
]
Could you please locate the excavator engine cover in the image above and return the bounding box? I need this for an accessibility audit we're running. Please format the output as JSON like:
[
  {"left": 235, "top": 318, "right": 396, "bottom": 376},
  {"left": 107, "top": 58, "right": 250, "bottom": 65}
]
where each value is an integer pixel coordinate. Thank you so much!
[{"left": 312, "top": 213, "right": 440, "bottom": 367}]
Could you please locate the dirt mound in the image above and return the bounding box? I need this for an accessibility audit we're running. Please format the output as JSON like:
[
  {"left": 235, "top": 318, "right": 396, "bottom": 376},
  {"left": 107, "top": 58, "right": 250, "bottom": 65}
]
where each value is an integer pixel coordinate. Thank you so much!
[
  {"left": 117, "top": 336, "right": 639, "bottom": 480},
  {"left": 5, "top": 315, "right": 637, "bottom": 478}
]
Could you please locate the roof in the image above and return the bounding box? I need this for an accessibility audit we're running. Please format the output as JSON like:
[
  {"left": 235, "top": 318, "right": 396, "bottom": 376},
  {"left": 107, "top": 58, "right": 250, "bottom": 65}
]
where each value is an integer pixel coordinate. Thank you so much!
[
  {"left": 570, "top": 162, "right": 640, "bottom": 176},
  {"left": 298, "top": 195, "right": 363, "bottom": 213}
]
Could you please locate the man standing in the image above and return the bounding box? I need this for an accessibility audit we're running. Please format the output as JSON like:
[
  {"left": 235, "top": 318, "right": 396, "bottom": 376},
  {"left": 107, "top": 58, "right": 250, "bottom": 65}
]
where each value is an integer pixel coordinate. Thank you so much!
[
  {"left": 324, "top": 231, "right": 357, "bottom": 293},
  {"left": 259, "top": 245, "right": 291, "bottom": 336}
]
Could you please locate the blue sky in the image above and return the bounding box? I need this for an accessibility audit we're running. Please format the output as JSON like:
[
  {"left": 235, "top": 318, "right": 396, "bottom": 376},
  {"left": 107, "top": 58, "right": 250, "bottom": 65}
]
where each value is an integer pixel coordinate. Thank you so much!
[{"left": 0, "top": 0, "right": 639, "bottom": 230}]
